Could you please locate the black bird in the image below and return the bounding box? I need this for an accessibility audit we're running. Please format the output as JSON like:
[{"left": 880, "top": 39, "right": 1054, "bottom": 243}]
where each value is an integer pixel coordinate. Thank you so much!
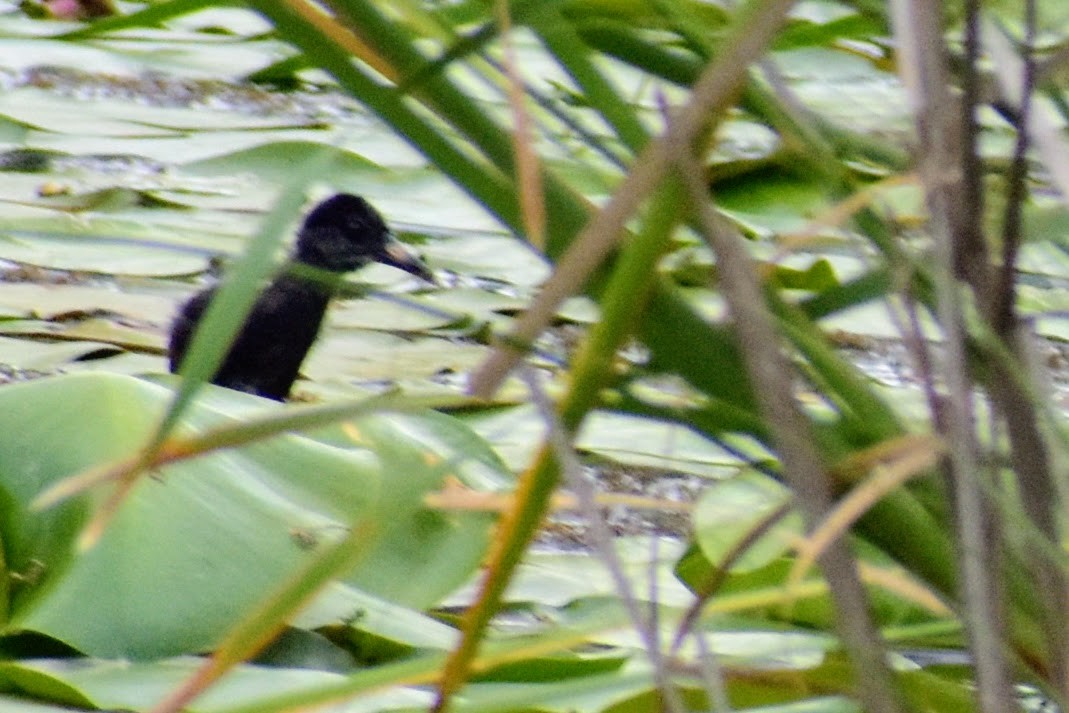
[{"left": 168, "top": 193, "right": 433, "bottom": 400}]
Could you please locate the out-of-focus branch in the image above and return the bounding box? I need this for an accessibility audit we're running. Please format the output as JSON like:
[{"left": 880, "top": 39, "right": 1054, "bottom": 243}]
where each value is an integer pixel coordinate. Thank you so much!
[{"left": 678, "top": 154, "right": 906, "bottom": 713}]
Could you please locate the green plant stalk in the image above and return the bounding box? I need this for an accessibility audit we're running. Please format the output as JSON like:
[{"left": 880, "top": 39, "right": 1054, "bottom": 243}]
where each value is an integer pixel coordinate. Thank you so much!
[
  {"left": 435, "top": 178, "right": 686, "bottom": 710},
  {"left": 573, "top": 18, "right": 912, "bottom": 173},
  {"left": 770, "top": 295, "right": 902, "bottom": 442},
  {"left": 31, "top": 392, "right": 415, "bottom": 511},
  {"left": 530, "top": 6, "right": 651, "bottom": 154},
  {"left": 211, "top": 604, "right": 647, "bottom": 713},
  {"left": 575, "top": 18, "right": 699, "bottom": 85},
  {"left": 394, "top": 0, "right": 564, "bottom": 93},
  {"left": 645, "top": 0, "right": 732, "bottom": 62},
  {"left": 393, "top": 3, "right": 635, "bottom": 173},
  {"left": 248, "top": 0, "right": 527, "bottom": 231},
  {"left": 612, "top": 388, "right": 770, "bottom": 441},
  {"left": 562, "top": 192, "right": 685, "bottom": 427},
  {"left": 323, "top": 0, "right": 593, "bottom": 254},
  {"left": 639, "top": 283, "right": 755, "bottom": 407},
  {"left": 801, "top": 267, "right": 893, "bottom": 320},
  {"left": 0, "top": 540, "right": 7, "bottom": 625}
]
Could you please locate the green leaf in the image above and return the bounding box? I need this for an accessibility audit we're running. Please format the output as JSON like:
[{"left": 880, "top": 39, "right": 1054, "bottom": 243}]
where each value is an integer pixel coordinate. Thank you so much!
[
  {"left": 770, "top": 258, "right": 840, "bottom": 292},
  {"left": 0, "top": 372, "right": 508, "bottom": 658},
  {"left": 0, "top": 232, "right": 207, "bottom": 276},
  {"left": 693, "top": 471, "right": 804, "bottom": 572}
]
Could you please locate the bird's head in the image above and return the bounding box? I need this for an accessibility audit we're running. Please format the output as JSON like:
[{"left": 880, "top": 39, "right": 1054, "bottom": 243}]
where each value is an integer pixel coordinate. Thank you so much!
[{"left": 294, "top": 193, "right": 434, "bottom": 281}]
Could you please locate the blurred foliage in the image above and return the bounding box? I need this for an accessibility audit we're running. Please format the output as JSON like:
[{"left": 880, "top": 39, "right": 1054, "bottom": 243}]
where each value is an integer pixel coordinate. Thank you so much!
[{"left": 0, "top": 1, "right": 1065, "bottom": 713}]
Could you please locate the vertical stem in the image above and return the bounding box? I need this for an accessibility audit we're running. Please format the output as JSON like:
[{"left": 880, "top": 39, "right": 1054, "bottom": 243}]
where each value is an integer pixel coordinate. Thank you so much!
[
  {"left": 679, "top": 156, "right": 905, "bottom": 713},
  {"left": 890, "top": 0, "right": 1014, "bottom": 707}
]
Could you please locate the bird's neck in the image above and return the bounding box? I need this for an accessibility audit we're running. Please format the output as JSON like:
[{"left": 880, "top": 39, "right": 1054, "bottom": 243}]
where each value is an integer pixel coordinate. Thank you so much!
[{"left": 280, "top": 260, "right": 347, "bottom": 296}]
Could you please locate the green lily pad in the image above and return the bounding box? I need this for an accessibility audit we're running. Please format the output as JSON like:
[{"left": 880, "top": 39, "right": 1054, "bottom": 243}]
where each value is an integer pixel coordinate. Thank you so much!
[
  {"left": 0, "top": 334, "right": 122, "bottom": 369},
  {"left": 409, "top": 287, "right": 527, "bottom": 323},
  {"left": 0, "top": 88, "right": 180, "bottom": 138},
  {"left": 0, "top": 657, "right": 432, "bottom": 712},
  {"left": 0, "top": 232, "right": 207, "bottom": 276},
  {"left": 0, "top": 282, "right": 175, "bottom": 322},
  {"left": 421, "top": 233, "right": 549, "bottom": 285},
  {"left": 305, "top": 330, "right": 487, "bottom": 383},
  {"left": 445, "top": 540, "right": 693, "bottom": 609},
  {"left": 183, "top": 141, "right": 380, "bottom": 181},
  {"left": 694, "top": 471, "right": 804, "bottom": 572},
  {"left": 330, "top": 295, "right": 461, "bottom": 332},
  {"left": 0, "top": 372, "right": 508, "bottom": 659},
  {"left": 462, "top": 405, "right": 749, "bottom": 478},
  {"left": 0, "top": 317, "right": 165, "bottom": 352}
]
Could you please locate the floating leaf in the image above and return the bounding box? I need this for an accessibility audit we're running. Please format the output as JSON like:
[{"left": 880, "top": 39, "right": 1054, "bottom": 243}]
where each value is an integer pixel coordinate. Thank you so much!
[
  {"left": 0, "top": 233, "right": 207, "bottom": 276},
  {"left": 0, "top": 282, "right": 175, "bottom": 322},
  {"left": 0, "top": 373, "right": 507, "bottom": 658},
  {"left": 305, "top": 330, "right": 487, "bottom": 384},
  {"left": 694, "top": 471, "right": 804, "bottom": 572}
]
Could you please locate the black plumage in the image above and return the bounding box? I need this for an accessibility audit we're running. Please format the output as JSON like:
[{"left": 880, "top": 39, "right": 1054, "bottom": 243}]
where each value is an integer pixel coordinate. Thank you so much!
[{"left": 168, "top": 193, "right": 433, "bottom": 400}]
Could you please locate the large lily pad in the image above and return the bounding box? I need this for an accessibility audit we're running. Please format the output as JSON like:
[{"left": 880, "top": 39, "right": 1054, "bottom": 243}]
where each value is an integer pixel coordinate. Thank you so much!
[
  {"left": 304, "top": 330, "right": 488, "bottom": 384},
  {"left": 0, "top": 657, "right": 433, "bottom": 712},
  {"left": 0, "top": 232, "right": 207, "bottom": 276},
  {"left": 0, "top": 372, "right": 509, "bottom": 659},
  {"left": 0, "top": 282, "right": 175, "bottom": 322}
]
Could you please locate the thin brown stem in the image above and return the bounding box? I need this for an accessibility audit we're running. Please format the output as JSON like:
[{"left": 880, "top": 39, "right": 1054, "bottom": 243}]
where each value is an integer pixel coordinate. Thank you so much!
[{"left": 679, "top": 154, "right": 905, "bottom": 713}]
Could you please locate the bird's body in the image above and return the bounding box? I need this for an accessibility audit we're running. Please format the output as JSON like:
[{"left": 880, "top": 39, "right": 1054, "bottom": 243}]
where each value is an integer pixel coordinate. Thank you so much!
[
  {"left": 168, "top": 194, "right": 432, "bottom": 400},
  {"left": 168, "top": 275, "right": 335, "bottom": 400}
]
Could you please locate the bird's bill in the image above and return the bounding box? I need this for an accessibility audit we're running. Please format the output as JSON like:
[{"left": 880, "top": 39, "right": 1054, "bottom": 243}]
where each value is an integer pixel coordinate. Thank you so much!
[{"left": 375, "top": 236, "right": 436, "bottom": 283}]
